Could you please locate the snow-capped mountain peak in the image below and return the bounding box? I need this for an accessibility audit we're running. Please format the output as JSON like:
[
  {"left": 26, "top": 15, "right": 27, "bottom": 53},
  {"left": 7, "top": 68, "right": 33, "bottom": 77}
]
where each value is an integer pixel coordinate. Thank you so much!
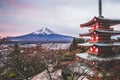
[
  {"left": 9, "top": 27, "right": 73, "bottom": 43},
  {"left": 33, "top": 27, "right": 55, "bottom": 35}
]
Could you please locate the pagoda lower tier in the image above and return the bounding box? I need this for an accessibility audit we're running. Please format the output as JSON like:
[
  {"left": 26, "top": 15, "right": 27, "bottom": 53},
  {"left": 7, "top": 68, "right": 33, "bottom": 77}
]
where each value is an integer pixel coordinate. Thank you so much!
[
  {"left": 78, "top": 42, "right": 120, "bottom": 47},
  {"left": 76, "top": 52, "right": 120, "bottom": 78},
  {"left": 78, "top": 42, "right": 120, "bottom": 57},
  {"left": 76, "top": 52, "right": 120, "bottom": 62}
]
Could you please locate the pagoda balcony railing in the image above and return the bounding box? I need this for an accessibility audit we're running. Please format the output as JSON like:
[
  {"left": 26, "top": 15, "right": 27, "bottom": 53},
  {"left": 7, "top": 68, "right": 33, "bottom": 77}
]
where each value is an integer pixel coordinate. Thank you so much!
[
  {"left": 84, "top": 59, "right": 97, "bottom": 66},
  {"left": 89, "top": 40, "right": 98, "bottom": 43},
  {"left": 89, "top": 40, "right": 113, "bottom": 43},
  {"left": 76, "top": 55, "right": 97, "bottom": 66},
  {"left": 98, "top": 28, "right": 114, "bottom": 31},
  {"left": 87, "top": 51, "right": 98, "bottom": 55},
  {"left": 89, "top": 28, "right": 114, "bottom": 32},
  {"left": 89, "top": 29, "right": 94, "bottom": 32},
  {"left": 98, "top": 40, "right": 113, "bottom": 43}
]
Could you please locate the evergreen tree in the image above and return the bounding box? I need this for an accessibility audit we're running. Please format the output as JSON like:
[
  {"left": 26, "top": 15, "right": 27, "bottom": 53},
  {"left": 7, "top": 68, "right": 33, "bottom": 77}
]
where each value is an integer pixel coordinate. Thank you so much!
[
  {"left": 8, "top": 44, "right": 45, "bottom": 79},
  {"left": 69, "top": 38, "right": 77, "bottom": 51},
  {"left": 69, "top": 37, "right": 85, "bottom": 51},
  {"left": 9, "top": 44, "right": 26, "bottom": 79}
]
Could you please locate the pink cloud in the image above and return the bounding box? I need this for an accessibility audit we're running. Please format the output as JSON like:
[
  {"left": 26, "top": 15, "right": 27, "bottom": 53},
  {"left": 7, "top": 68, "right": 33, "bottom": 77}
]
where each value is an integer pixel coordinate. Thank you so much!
[
  {"left": 7, "top": 0, "right": 17, "bottom": 6},
  {"left": 0, "top": 23, "right": 31, "bottom": 31},
  {"left": 7, "top": 0, "right": 34, "bottom": 11},
  {"left": 0, "top": 23, "right": 17, "bottom": 28},
  {"left": 0, "top": 13, "right": 4, "bottom": 16},
  {"left": 0, "top": 32, "right": 14, "bottom": 38},
  {"left": 0, "top": 23, "right": 34, "bottom": 38},
  {"left": 0, "top": 32, "right": 23, "bottom": 38}
]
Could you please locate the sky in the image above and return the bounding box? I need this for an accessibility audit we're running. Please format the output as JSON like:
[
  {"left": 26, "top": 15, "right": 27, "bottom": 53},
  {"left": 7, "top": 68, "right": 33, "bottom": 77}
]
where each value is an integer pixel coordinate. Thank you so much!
[{"left": 0, "top": 0, "right": 120, "bottom": 38}]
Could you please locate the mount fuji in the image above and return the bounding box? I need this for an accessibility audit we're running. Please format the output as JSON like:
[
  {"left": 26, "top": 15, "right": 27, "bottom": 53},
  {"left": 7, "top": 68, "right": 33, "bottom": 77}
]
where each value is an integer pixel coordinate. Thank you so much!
[{"left": 9, "top": 27, "right": 73, "bottom": 43}]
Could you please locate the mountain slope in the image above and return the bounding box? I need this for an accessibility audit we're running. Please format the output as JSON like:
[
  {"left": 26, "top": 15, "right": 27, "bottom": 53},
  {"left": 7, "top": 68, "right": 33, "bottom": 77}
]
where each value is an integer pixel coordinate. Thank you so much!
[{"left": 9, "top": 27, "right": 73, "bottom": 43}]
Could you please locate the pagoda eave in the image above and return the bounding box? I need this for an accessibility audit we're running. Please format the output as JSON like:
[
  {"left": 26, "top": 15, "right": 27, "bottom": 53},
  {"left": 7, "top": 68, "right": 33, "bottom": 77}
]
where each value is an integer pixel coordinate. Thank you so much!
[
  {"left": 96, "top": 30, "right": 120, "bottom": 35},
  {"left": 80, "top": 17, "right": 96, "bottom": 27},
  {"left": 76, "top": 53, "right": 120, "bottom": 61},
  {"left": 79, "top": 33, "right": 92, "bottom": 37},
  {"left": 78, "top": 42, "right": 120, "bottom": 47},
  {"left": 80, "top": 17, "right": 120, "bottom": 27},
  {"left": 80, "top": 30, "right": 120, "bottom": 37}
]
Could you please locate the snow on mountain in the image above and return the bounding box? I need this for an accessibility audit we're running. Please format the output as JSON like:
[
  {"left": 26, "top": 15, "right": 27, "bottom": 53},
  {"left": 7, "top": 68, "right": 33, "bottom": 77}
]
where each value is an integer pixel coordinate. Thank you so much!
[
  {"left": 9, "top": 27, "right": 73, "bottom": 43},
  {"left": 32, "top": 27, "right": 55, "bottom": 35}
]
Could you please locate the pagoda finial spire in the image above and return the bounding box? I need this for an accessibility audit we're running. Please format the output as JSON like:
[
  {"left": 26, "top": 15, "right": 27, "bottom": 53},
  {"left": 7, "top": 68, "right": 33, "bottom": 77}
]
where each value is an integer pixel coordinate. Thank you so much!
[{"left": 99, "top": 0, "right": 103, "bottom": 17}]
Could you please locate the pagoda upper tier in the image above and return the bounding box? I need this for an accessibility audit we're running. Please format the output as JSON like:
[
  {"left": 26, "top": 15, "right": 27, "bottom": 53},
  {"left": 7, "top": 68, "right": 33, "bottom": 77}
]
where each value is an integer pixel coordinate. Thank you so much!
[{"left": 81, "top": 17, "right": 120, "bottom": 27}]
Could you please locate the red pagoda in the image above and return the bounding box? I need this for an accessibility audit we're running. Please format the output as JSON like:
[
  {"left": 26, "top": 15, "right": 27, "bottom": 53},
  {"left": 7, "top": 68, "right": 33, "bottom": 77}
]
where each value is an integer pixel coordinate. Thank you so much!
[{"left": 76, "top": 0, "right": 120, "bottom": 77}]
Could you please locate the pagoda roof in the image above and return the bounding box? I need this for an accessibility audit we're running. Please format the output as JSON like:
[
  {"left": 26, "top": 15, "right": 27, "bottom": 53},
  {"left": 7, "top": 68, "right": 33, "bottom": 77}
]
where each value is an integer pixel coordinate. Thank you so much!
[
  {"left": 80, "top": 30, "right": 120, "bottom": 36},
  {"left": 78, "top": 42, "right": 120, "bottom": 47},
  {"left": 80, "top": 17, "right": 120, "bottom": 27},
  {"left": 76, "top": 53, "right": 120, "bottom": 61},
  {"left": 96, "top": 30, "right": 120, "bottom": 34}
]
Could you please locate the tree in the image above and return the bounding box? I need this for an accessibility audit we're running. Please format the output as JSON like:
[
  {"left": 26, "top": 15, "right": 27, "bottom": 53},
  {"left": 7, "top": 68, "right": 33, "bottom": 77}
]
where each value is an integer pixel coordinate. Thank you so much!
[
  {"left": 69, "top": 38, "right": 77, "bottom": 51},
  {"left": 0, "top": 44, "right": 67, "bottom": 80},
  {"left": 5, "top": 44, "right": 46, "bottom": 80},
  {"left": 30, "top": 47, "right": 66, "bottom": 80},
  {"left": 61, "top": 61, "right": 93, "bottom": 80},
  {"left": 9, "top": 44, "right": 28, "bottom": 79},
  {"left": 69, "top": 38, "right": 85, "bottom": 51}
]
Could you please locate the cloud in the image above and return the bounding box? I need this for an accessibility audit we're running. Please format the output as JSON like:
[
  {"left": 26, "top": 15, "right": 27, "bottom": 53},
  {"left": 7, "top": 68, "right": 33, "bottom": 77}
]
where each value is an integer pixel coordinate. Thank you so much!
[
  {"left": 0, "top": 13, "right": 4, "bottom": 16},
  {"left": 0, "top": 0, "right": 120, "bottom": 37}
]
